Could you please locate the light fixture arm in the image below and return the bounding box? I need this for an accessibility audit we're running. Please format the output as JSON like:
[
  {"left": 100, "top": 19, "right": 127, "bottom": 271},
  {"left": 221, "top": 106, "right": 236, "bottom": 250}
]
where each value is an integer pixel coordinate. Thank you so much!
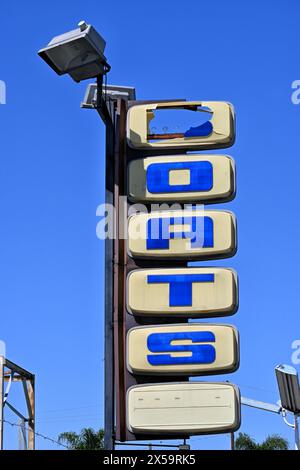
[{"left": 281, "top": 408, "right": 295, "bottom": 428}]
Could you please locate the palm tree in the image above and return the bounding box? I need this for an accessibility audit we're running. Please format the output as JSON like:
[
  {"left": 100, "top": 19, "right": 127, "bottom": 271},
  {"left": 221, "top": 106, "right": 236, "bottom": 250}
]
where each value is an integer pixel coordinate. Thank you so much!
[
  {"left": 235, "top": 432, "right": 289, "bottom": 450},
  {"left": 58, "top": 428, "right": 104, "bottom": 450}
]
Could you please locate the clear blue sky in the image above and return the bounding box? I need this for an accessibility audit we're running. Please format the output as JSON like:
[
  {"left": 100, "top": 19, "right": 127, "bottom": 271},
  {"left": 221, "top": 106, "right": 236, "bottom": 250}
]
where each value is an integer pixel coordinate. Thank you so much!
[{"left": 1, "top": 0, "right": 300, "bottom": 450}]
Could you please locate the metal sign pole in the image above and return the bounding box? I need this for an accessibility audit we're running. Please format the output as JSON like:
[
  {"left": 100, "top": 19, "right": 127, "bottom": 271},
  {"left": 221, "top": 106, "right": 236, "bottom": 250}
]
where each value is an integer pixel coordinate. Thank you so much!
[
  {"left": 113, "top": 99, "right": 128, "bottom": 442},
  {"left": 230, "top": 433, "right": 235, "bottom": 450},
  {"left": 94, "top": 76, "right": 116, "bottom": 451},
  {"left": 18, "top": 419, "right": 27, "bottom": 450},
  {"left": 0, "top": 356, "right": 4, "bottom": 450},
  {"left": 91, "top": 81, "right": 130, "bottom": 450},
  {"left": 295, "top": 414, "right": 300, "bottom": 450},
  {"left": 103, "top": 102, "right": 115, "bottom": 451}
]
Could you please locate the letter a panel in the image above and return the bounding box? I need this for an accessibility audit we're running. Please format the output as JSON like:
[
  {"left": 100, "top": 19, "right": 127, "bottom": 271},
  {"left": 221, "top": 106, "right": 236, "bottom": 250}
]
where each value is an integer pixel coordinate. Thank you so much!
[{"left": 128, "top": 210, "right": 236, "bottom": 260}]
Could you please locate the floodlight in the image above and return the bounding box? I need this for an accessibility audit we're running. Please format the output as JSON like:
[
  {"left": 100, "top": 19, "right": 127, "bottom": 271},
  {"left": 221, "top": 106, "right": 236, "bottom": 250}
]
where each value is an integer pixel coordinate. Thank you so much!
[
  {"left": 275, "top": 364, "right": 300, "bottom": 414},
  {"left": 38, "top": 21, "right": 110, "bottom": 82}
]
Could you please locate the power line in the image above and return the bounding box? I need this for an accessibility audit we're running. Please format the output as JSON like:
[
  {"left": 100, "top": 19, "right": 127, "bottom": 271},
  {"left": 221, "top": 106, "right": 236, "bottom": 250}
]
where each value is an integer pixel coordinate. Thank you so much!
[
  {"left": 235, "top": 382, "right": 275, "bottom": 394},
  {"left": 2, "top": 419, "right": 69, "bottom": 449},
  {"left": 38, "top": 404, "right": 100, "bottom": 415}
]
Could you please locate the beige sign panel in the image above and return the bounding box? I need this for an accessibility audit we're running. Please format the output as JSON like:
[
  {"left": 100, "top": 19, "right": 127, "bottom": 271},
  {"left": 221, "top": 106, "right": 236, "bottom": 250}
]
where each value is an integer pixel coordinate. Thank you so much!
[
  {"left": 127, "top": 101, "right": 235, "bottom": 150},
  {"left": 127, "top": 210, "right": 236, "bottom": 260},
  {"left": 128, "top": 155, "right": 235, "bottom": 203},
  {"left": 127, "top": 324, "right": 239, "bottom": 376},
  {"left": 127, "top": 267, "right": 238, "bottom": 318},
  {"left": 127, "top": 382, "right": 241, "bottom": 435}
]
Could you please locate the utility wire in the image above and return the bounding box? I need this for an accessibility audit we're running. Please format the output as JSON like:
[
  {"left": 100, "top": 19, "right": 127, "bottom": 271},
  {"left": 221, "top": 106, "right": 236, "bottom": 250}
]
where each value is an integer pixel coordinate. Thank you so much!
[{"left": 2, "top": 419, "right": 69, "bottom": 449}]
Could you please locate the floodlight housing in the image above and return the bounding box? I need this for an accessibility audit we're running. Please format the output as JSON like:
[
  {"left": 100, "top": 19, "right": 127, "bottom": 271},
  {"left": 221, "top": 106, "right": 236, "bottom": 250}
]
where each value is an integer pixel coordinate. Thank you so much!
[
  {"left": 38, "top": 21, "right": 109, "bottom": 82},
  {"left": 275, "top": 364, "right": 300, "bottom": 414}
]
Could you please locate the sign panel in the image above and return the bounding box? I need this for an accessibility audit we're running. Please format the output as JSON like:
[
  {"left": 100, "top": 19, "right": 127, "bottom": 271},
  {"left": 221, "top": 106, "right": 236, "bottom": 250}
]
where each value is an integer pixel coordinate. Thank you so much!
[
  {"left": 128, "top": 155, "right": 235, "bottom": 203},
  {"left": 127, "top": 382, "right": 241, "bottom": 435},
  {"left": 127, "top": 101, "right": 235, "bottom": 150},
  {"left": 127, "top": 267, "right": 238, "bottom": 318},
  {"left": 127, "top": 324, "right": 239, "bottom": 375},
  {"left": 127, "top": 210, "right": 236, "bottom": 260}
]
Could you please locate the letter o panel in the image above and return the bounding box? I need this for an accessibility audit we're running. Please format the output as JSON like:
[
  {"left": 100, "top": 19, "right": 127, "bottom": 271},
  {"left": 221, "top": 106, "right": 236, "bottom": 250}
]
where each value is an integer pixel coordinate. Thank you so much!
[
  {"left": 127, "top": 382, "right": 241, "bottom": 435},
  {"left": 128, "top": 155, "right": 235, "bottom": 203}
]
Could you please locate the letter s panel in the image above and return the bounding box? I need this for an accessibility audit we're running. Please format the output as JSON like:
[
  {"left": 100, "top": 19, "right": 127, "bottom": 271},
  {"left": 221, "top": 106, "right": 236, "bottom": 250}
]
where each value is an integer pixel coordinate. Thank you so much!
[
  {"left": 127, "top": 324, "right": 239, "bottom": 376},
  {"left": 127, "top": 267, "right": 238, "bottom": 318},
  {"left": 128, "top": 155, "right": 235, "bottom": 203},
  {"left": 127, "top": 210, "right": 236, "bottom": 260}
]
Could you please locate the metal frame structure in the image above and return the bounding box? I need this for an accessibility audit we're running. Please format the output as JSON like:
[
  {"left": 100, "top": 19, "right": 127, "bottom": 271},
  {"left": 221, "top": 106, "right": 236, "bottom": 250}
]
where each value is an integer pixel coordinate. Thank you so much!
[
  {"left": 0, "top": 356, "right": 35, "bottom": 450},
  {"left": 241, "top": 395, "right": 300, "bottom": 450},
  {"left": 241, "top": 396, "right": 281, "bottom": 414}
]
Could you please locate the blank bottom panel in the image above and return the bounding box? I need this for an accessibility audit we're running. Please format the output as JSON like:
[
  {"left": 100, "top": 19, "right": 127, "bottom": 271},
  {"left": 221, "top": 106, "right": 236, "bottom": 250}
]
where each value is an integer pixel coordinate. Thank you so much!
[{"left": 127, "top": 382, "right": 240, "bottom": 436}]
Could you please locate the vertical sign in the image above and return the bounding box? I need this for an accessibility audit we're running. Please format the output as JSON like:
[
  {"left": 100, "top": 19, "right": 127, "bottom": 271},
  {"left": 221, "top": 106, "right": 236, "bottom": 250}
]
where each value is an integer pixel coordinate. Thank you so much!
[{"left": 114, "top": 100, "right": 240, "bottom": 442}]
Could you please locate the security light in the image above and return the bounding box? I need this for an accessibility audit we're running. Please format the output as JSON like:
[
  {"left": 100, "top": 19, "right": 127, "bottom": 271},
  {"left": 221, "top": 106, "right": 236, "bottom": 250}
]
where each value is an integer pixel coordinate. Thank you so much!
[
  {"left": 275, "top": 364, "right": 300, "bottom": 414},
  {"left": 38, "top": 21, "right": 110, "bottom": 82}
]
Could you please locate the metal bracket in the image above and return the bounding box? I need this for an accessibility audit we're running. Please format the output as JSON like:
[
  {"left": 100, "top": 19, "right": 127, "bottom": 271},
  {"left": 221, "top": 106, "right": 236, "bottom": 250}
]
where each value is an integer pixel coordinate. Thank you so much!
[
  {"left": 0, "top": 356, "right": 35, "bottom": 450},
  {"left": 81, "top": 83, "right": 136, "bottom": 109}
]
